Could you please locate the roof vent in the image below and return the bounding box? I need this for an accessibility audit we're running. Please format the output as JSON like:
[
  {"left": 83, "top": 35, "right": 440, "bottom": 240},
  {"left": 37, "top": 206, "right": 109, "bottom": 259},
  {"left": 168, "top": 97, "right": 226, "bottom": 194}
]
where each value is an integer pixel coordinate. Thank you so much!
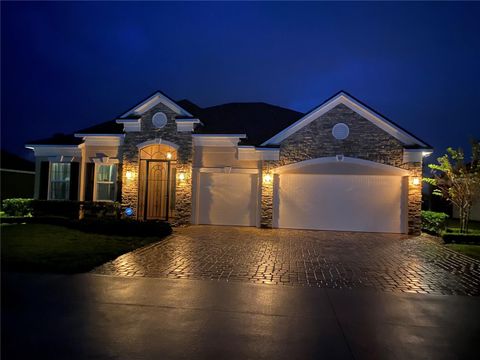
[{"left": 332, "top": 123, "right": 349, "bottom": 140}]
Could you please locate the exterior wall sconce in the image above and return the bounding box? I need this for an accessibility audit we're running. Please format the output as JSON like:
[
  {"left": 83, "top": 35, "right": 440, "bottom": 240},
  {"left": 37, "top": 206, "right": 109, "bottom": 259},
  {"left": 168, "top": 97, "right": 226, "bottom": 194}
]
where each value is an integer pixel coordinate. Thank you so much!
[
  {"left": 412, "top": 177, "right": 420, "bottom": 186},
  {"left": 166, "top": 152, "right": 172, "bottom": 160},
  {"left": 125, "top": 170, "right": 134, "bottom": 180},
  {"left": 178, "top": 172, "right": 186, "bottom": 181},
  {"left": 263, "top": 173, "right": 272, "bottom": 183}
]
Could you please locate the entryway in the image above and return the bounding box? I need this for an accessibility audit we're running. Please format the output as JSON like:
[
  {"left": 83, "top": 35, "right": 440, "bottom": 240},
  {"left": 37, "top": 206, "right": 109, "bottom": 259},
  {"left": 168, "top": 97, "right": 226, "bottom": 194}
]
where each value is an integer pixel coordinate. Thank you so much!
[{"left": 137, "top": 144, "right": 177, "bottom": 220}]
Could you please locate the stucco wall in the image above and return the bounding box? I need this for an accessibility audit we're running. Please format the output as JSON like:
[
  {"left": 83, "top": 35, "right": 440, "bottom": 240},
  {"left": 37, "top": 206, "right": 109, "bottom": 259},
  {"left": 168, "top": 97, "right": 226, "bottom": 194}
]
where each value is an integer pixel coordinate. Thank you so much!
[
  {"left": 83, "top": 145, "right": 120, "bottom": 159},
  {"left": 260, "top": 104, "right": 422, "bottom": 234},
  {"left": 120, "top": 102, "right": 193, "bottom": 225},
  {"left": 193, "top": 146, "right": 259, "bottom": 169}
]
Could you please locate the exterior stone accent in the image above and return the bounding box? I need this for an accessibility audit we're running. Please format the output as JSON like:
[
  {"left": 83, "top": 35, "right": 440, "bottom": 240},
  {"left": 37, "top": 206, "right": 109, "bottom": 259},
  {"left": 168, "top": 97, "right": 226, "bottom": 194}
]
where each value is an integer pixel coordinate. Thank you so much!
[
  {"left": 402, "top": 162, "right": 423, "bottom": 235},
  {"left": 260, "top": 169, "right": 274, "bottom": 227},
  {"left": 120, "top": 103, "right": 193, "bottom": 225},
  {"left": 259, "top": 104, "right": 423, "bottom": 234}
]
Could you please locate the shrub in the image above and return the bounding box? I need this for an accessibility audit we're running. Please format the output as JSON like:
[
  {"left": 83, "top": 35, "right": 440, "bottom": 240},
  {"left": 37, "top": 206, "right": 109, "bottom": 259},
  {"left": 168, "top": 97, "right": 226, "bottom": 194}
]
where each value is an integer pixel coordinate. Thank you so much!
[
  {"left": 2, "top": 198, "right": 33, "bottom": 217},
  {"left": 80, "top": 201, "right": 122, "bottom": 219},
  {"left": 443, "top": 233, "right": 480, "bottom": 244},
  {"left": 31, "top": 200, "right": 81, "bottom": 219},
  {"left": 421, "top": 210, "right": 449, "bottom": 235}
]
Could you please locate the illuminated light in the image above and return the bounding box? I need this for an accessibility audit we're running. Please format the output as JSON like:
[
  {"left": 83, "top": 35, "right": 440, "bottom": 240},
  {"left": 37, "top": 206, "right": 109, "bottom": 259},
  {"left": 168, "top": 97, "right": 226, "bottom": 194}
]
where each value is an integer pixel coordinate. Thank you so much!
[
  {"left": 166, "top": 152, "right": 172, "bottom": 160},
  {"left": 178, "top": 172, "right": 186, "bottom": 181},
  {"left": 422, "top": 151, "right": 432, "bottom": 157},
  {"left": 125, "top": 170, "right": 134, "bottom": 180},
  {"left": 125, "top": 207, "right": 134, "bottom": 216},
  {"left": 263, "top": 173, "right": 272, "bottom": 183},
  {"left": 412, "top": 177, "right": 420, "bottom": 186}
]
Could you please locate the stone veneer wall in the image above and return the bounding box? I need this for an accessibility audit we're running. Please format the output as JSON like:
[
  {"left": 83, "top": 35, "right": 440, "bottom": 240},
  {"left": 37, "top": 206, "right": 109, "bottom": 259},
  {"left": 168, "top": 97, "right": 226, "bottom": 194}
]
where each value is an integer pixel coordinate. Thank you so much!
[
  {"left": 120, "top": 102, "right": 193, "bottom": 225},
  {"left": 260, "top": 104, "right": 422, "bottom": 235}
]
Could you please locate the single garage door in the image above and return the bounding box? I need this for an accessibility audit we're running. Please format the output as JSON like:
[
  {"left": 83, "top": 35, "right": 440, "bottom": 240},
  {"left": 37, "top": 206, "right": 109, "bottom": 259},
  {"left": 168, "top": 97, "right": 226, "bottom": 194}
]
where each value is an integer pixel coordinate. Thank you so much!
[
  {"left": 274, "top": 174, "right": 406, "bottom": 233},
  {"left": 197, "top": 172, "right": 258, "bottom": 226}
]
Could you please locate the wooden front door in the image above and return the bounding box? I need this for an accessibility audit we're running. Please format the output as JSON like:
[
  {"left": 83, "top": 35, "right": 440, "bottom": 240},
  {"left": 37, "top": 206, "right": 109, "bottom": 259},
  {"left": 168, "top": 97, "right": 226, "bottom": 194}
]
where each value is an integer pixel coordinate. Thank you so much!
[{"left": 138, "top": 160, "right": 175, "bottom": 220}]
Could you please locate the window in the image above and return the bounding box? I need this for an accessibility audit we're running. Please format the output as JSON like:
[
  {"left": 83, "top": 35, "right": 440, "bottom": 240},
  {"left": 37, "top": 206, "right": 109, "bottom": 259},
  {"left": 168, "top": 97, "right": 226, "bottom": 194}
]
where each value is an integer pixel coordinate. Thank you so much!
[
  {"left": 152, "top": 112, "right": 167, "bottom": 128},
  {"left": 95, "top": 164, "right": 117, "bottom": 201},
  {"left": 332, "top": 123, "right": 349, "bottom": 140},
  {"left": 49, "top": 163, "right": 71, "bottom": 200}
]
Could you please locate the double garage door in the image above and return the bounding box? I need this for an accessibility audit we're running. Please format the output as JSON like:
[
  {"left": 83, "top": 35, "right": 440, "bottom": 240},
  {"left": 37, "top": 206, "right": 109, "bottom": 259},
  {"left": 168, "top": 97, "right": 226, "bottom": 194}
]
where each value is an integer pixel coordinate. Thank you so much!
[
  {"left": 196, "top": 172, "right": 406, "bottom": 233},
  {"left": 274, "top": 174, "right": 405, "bottom": 233}
]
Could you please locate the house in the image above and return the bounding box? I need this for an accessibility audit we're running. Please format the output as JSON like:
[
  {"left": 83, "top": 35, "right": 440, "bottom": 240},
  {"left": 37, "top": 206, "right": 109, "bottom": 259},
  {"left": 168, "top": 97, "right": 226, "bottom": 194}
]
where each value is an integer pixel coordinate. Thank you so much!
[
  {"left": 26, "top": 91, "right": 432, "bottom": 234},
  {"left": 1, "top": 150, "right": 35, "bottom": 202}
]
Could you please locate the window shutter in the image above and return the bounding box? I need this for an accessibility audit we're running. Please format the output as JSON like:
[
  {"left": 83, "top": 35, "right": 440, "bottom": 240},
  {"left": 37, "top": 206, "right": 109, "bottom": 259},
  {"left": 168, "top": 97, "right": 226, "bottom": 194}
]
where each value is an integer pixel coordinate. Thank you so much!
[
  {"left": 69, "top": 162, "right": 80, "bottom": 200},
  {"left": 84, "top": 163, "right": 95, "bottom": 201},
  {"left": 39, "top": 161, "right": 50, "bottom": 199}
]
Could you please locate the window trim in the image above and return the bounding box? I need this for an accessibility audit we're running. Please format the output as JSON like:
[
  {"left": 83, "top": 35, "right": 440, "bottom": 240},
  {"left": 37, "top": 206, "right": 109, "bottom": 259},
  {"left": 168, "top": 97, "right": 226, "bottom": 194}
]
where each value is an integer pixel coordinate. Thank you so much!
[
  {"left": 47, "top": 162, "right": 71, "bottom": 200},
  {"left": 93, "top": 163, "right": 118, "bottom": 202}
]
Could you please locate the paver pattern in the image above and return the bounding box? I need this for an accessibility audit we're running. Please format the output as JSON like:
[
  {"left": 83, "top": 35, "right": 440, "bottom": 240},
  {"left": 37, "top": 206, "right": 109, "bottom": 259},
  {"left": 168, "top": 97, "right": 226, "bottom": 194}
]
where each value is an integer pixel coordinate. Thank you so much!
[{"left": 94, "top": 226, "right": 480, "bottom": 296}]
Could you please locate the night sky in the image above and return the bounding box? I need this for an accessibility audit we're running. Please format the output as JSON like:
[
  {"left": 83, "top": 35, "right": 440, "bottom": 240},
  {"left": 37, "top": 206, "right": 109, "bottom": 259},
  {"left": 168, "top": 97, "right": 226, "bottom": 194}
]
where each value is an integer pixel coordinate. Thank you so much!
[{"left": 2, "top": 1, "right": 479, "bottom": 162}]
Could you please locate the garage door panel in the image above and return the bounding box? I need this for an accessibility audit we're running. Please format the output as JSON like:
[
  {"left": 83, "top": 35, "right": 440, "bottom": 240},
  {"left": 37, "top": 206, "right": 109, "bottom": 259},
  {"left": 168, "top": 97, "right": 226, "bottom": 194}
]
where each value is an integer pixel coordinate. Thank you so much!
[
  {"left": 198, "top": 173, "right": 257, "bottom": 226},
  {"left": 275, "top": 174, "right": 404, "bottom": 233}
]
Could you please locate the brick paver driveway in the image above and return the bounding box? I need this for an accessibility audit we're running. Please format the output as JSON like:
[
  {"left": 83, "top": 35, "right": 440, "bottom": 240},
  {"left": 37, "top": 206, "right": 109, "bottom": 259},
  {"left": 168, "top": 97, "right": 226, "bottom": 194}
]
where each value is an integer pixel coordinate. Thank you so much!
[{"left": 94, "top": 226, "right": 480, "bottom": 296}]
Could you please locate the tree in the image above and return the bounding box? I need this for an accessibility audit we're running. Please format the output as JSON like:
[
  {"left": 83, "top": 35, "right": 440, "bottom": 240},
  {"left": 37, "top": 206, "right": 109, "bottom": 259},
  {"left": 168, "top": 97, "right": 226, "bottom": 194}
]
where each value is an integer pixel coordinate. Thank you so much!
[{"left": 424, "top": 140, "right": 480, "bottom": 233}]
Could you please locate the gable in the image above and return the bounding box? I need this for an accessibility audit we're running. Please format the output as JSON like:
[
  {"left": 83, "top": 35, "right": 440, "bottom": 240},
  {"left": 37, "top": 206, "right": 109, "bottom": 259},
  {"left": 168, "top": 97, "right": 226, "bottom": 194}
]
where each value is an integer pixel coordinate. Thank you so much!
[
  {"left": 119, "top": 91, "right": 193, "bottom": 118},
  {"left": 261, "top": 91, "right": 431, "bottom": 149},
  {"left": 278, "top": 103, "right": 405, "bottom": 168},
  {"left": 116, "top": 92, "right": 200, "bottom": 133}
]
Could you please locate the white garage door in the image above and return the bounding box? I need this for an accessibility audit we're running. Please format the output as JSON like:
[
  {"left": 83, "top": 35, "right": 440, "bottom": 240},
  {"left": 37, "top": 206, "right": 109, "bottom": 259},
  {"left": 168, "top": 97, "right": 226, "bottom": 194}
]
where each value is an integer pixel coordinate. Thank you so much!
[
  {"left": 197, "top": 173, "right": 258, "bottom": 226},
  {"left": 274, "top": 174, "right": 405, "bottom": 233}
]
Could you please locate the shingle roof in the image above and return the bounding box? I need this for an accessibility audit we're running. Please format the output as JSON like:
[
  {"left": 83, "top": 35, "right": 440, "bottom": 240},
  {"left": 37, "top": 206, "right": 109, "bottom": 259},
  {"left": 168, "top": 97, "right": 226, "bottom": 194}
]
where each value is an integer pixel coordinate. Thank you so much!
[
  {"left": 177, "top": 100, "right": 304, "bottom": 146},
  {"left": 26, "top": 133, "right": 83, "bottom": 146},
  {"left": 26, "top": 91, "right": 430, "bottom": 148},
  {"left": 75, "top": 119, "right": 124, "bottom": 135}
]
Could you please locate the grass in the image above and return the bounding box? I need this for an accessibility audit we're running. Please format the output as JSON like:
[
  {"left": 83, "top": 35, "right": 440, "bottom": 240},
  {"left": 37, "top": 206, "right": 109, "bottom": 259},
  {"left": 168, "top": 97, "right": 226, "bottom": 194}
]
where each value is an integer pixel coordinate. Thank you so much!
[
  {"left": 446, "top": 244, "right": 480, "bottom": 261},
  {"left": 1, "top": 223, "right": 163, "bottom": 273},
  {"left": 439, "top": 220, "right": 480, "bottom": 260}
]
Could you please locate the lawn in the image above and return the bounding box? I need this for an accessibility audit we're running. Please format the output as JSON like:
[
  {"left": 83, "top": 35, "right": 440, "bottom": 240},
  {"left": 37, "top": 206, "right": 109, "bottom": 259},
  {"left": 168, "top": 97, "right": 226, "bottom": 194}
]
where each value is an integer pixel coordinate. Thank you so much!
[
  {"left": 1, "top": 223, "right": 163, "bottom": 273},
  {"left": 446, "top": 244, "right": 480, "bottom": 261},
  {"left": 442, "top": 220, "right": 480, "bottom": 261}
]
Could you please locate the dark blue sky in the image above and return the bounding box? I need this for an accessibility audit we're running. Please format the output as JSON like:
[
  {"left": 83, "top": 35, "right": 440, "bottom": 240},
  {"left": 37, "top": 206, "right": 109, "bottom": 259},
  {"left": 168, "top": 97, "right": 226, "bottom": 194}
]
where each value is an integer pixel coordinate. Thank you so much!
[{"left": 2, "top": 1, "right": 479, "bottom": 161}]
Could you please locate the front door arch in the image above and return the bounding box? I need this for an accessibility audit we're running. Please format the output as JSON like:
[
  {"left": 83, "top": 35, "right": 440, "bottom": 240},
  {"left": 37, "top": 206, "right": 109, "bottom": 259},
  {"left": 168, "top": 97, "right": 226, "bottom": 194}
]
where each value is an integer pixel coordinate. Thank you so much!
[{"left": 137, "top": 143, "right": 177, "bottom": 220}]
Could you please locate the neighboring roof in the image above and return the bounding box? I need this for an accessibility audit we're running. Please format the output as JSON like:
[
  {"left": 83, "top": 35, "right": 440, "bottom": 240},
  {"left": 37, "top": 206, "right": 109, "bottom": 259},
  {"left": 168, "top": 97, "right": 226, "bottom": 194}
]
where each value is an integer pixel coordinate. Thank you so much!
[
  {"left": 26, "top": 133, "right": 83, "bottom": 146},
  {"left": 262, "top": 91, "right": 432, "bottom": 149},
  {"left": 1, "top": 149, "right": 35, "bottom": 171},
  {"left": 177, "top": 100, "right": 304, "bottom": 146}
]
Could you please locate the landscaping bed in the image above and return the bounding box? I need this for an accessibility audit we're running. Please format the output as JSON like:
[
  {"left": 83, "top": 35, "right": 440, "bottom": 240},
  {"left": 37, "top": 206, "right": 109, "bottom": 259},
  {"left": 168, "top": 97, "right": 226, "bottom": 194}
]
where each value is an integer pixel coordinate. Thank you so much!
[
  {"left": 1, "top": 223, "right": 171, "bottom": 273},
  {"left": 421, "top": 211, "right": 480, "bottom": 260}
]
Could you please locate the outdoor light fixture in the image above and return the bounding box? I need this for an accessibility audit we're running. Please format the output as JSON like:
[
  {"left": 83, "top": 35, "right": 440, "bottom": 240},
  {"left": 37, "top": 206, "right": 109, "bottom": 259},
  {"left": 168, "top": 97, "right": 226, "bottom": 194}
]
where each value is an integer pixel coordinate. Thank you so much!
[
  {"left": 166, "top": 152, "right": 172, "bottom": 160},
  {"left": 412, "top": 177, "right": 420, "bottom": 186},
  {"left": 125, "top": 170, "right": 134, "bottom": 180},
  {"left": 178, "top": 172, "right": 186, "bottom": 181},
  {"left": 263, "top": 173, "right": 272, "bottom": 183}
]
